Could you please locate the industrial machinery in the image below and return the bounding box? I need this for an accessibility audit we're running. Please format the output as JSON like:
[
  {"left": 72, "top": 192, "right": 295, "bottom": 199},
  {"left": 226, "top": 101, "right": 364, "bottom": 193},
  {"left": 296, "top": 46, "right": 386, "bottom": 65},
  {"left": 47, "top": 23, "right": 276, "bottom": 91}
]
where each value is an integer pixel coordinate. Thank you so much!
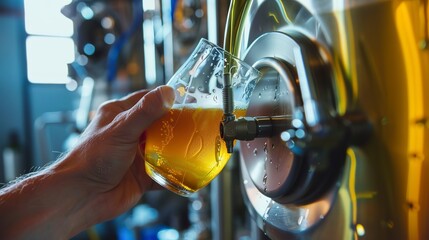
[{"left": 221, "top": 0, "right": 429, "bottom": 239}]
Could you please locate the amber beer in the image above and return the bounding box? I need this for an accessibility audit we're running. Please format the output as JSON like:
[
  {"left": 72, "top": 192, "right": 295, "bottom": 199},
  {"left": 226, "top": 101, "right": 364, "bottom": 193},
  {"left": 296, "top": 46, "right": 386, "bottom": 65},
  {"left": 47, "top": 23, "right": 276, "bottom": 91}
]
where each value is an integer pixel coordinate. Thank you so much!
[{"left": 142, "top": 107, "right": 245, "bottom": 195}]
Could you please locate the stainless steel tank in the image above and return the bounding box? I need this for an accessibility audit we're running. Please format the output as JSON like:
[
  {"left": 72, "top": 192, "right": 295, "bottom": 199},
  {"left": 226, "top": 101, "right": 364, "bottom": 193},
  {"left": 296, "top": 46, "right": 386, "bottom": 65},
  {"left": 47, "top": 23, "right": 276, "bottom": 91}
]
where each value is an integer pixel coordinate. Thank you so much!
[{"left": 224, "top": 0, "right": 429, "bottom": 239}]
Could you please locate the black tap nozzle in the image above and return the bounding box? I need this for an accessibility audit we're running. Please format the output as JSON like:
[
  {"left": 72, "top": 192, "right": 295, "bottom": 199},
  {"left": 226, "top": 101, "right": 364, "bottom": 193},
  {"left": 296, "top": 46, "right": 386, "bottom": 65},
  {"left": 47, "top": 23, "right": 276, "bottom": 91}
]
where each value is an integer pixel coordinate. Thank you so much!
[{"left": 220, "top": 116, "right": 292, "bottom": 153}]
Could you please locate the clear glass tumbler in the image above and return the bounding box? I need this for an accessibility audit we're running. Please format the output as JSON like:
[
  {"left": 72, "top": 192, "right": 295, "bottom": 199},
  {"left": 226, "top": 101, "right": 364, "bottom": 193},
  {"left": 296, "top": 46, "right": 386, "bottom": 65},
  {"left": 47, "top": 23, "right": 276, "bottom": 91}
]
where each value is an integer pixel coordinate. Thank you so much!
[{"left": 140, "top": 38, "right": 261, "bottom": 196}]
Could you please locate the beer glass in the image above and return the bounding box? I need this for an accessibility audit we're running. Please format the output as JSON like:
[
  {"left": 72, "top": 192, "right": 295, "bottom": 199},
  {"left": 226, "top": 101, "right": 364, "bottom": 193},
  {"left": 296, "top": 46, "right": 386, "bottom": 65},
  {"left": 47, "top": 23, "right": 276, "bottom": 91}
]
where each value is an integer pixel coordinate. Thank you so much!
[{"left": 140, "top": 38, "right": 261, "bottom": 196}]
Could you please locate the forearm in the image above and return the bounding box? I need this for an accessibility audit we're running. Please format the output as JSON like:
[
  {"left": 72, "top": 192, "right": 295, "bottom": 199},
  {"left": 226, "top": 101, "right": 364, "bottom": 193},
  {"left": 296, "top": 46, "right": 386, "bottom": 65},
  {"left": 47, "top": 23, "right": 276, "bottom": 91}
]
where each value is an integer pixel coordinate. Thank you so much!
[{"left": 0, "top": 162, "right": 88, "bottom": 239}]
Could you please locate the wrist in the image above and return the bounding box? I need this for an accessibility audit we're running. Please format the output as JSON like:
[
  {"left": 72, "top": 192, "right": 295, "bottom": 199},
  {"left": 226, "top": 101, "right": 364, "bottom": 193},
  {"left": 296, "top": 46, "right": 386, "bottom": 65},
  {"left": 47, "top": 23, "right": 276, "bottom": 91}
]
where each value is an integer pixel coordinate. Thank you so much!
[
  {"left": 47, "top": 152, "right": 97, "bottom": 237},
  {"left": 0, "top": 155, "right": 90, "bottom": 239}
]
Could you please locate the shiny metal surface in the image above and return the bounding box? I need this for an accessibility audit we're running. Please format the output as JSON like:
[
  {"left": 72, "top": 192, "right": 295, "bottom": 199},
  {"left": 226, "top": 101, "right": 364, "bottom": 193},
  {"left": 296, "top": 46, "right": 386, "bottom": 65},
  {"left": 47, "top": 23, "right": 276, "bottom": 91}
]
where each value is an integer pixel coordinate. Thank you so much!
[
  {"left": 239, "top": 31, "right": 351, "bottom": 205},
  {"left": 225, "top": 0, "right": 429, "bottom": 239}
]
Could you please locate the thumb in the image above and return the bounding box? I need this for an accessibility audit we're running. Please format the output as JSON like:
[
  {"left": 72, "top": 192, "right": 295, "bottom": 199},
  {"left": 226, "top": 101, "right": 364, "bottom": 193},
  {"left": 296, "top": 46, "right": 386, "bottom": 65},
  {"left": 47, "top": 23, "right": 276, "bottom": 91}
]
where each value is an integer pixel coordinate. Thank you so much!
[{"left": 118, "top": 85, "right": 175, "bottom": 140}]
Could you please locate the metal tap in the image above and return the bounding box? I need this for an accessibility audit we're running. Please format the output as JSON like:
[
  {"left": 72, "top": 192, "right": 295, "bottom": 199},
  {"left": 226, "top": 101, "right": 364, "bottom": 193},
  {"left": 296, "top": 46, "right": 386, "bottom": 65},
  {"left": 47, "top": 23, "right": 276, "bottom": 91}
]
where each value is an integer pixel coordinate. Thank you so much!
[
  {"left": 221, "top": 73, "right": 235, "bottom": 153},
  {"left": 220, "top": 115, "right": 292, "bottom": 153}
]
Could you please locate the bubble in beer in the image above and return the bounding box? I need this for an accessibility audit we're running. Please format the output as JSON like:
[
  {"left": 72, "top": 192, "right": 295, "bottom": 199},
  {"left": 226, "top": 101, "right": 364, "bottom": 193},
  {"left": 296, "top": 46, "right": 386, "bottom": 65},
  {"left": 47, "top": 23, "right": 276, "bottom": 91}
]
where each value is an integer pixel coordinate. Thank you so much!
[{"left": 161, "top": 120, "right": 174, "bottom": 146}]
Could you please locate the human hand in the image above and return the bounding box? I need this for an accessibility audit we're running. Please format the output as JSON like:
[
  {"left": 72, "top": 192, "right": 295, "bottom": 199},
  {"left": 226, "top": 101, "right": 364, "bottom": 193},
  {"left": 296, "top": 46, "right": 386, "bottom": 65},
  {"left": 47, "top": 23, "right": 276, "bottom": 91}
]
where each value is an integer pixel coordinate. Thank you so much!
[
  {"left": 60, "top": 85, "right": 176, "bottom": 232},
  {"left": 0, "top": 85, "right": 175, "bottom": 239}
]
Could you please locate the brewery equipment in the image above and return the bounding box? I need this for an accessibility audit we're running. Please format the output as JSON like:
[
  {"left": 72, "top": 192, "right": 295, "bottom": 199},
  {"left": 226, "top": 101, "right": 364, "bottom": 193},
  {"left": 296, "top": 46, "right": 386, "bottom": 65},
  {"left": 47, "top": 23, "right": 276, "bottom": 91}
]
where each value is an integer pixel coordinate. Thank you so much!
[{"left": 221, "top": 0, "right": 429, "bottom": 239}]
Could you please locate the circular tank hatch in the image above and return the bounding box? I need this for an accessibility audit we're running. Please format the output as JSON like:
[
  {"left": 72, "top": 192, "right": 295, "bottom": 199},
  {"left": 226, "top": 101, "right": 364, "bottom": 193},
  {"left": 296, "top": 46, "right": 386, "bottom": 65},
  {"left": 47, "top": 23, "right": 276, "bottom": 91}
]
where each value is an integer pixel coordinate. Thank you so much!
[
  {"left": 226, "top": 0, "right": 369, "bottom": 235},
  {"left": 241, "top": 30, "right": 347, "bottom": 205}
]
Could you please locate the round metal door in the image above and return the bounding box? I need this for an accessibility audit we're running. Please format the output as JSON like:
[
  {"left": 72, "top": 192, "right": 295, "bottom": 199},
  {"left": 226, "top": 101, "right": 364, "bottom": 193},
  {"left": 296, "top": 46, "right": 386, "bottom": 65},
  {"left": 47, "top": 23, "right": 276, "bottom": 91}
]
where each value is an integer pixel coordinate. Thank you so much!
[{"left": 224, "top": 0, "right": 429, "bottom": 239}]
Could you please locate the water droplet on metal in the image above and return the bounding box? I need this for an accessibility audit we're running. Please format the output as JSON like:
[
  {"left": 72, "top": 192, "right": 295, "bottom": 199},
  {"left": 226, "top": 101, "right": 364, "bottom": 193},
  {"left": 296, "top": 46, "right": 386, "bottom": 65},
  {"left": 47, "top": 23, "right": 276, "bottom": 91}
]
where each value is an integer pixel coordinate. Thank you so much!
[
  {"left": 253, "top": 148, "right": 258, "bottom": 156},
  {"left": 263, "top": 174, "right": 268, "bottom": 185},
  {"left": 258, "top": 93, "right": 262, "bottom": 98},
  {"left": 263, "top": 142, "right": 268, "bottom": 154},
  {"left": 247, "top": 142, "right": 251, "bottom": 149}
]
